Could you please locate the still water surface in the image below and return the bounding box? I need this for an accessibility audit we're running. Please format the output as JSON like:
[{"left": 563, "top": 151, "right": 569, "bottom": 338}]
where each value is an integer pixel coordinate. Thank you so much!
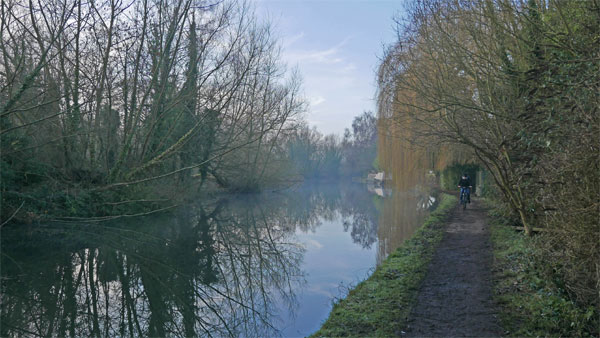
[{"left": 1, "top": 182, "right": 435, "bottom": 337}]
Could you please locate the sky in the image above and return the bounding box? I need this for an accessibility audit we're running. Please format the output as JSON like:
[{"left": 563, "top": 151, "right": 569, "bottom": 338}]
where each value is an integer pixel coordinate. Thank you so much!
[{"left": 252, "top": 0, "right": 403, "bottom": 136}]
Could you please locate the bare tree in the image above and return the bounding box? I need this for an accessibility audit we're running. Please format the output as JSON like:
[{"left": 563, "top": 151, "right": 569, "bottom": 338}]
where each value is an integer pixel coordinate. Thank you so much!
[{"left": 0, "top": 0, "right": 307, "bottom": 220}]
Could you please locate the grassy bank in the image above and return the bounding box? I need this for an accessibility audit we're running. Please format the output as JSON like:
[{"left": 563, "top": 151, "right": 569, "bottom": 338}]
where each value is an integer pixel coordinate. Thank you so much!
[
  {"left": 489, "top": 214, "right": 599, "bottom": 337},
  {"left": 311, "top": 193, "right": 456, "bottom": 337}
]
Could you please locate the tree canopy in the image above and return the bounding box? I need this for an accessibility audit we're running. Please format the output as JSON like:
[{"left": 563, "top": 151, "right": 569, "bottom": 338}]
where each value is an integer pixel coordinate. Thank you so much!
[{"left": 377, "top": 0, "right": 599, "bottom": 316}]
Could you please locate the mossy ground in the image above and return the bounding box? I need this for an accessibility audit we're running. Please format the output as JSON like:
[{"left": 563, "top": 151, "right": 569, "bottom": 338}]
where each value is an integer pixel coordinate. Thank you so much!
[
  {"left": 489, "top": 213, "right": 598, "bottom": 337},
  {"left": 311, "top": 193, "right": 456, "bottom": 337}
]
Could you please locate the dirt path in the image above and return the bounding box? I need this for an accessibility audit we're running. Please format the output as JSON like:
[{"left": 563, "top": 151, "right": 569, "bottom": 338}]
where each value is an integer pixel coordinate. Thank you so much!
[{"left": 403, "top": 199, "right": 503, "bottom": 337}]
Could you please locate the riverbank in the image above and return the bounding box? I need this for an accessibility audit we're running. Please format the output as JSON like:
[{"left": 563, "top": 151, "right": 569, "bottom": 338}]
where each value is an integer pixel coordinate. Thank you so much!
[
  {"left": 311, "top": 193, "right": 457, "bottom": 337},
  {"left": 489, "top": 211, "right": 599, "bottom": 336},
  {"left": 313, "top": 195, "right": 598, "bottom": 337}
]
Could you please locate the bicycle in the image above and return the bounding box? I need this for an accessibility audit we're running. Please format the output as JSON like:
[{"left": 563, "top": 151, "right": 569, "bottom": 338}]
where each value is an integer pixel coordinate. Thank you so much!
[{"left": 459, "top": 186, "right": 471, "bottom": 210}]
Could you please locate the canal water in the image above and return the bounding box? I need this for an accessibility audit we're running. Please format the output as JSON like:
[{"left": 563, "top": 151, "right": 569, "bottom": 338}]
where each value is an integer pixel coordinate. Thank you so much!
[{"left": 0, "top": 182, "right": 436, "bottom": 337}]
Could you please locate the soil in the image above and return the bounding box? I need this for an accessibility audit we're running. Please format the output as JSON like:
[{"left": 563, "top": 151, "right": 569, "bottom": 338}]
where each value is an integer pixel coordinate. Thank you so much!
[{"left": 403, "top": 199, "right": 503, "bottom": 337}]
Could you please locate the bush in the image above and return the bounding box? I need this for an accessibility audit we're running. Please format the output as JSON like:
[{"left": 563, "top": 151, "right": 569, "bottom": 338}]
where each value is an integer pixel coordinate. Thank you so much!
[{"left": 490, "top": 212, "right": 599, "bottom": 336}]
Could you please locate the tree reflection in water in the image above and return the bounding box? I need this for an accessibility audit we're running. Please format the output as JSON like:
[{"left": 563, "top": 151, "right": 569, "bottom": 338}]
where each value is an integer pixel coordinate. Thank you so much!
[
  {"left": 0, "top": 183, "right": 435, "bottom": 337},
  {"left": 376, "top": 187, "right": 438, "bottom": 265}
]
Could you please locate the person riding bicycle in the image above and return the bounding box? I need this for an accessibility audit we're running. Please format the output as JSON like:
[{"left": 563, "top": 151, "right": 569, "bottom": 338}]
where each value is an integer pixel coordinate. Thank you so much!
[{"left": 457, "top": 173, "right": 472, "bottom": 203}]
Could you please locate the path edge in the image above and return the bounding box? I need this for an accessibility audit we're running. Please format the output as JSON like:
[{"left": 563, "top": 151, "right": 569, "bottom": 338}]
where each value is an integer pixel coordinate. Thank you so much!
[{"left": 311, "top": 193, "right": 457, "bottom": 337}]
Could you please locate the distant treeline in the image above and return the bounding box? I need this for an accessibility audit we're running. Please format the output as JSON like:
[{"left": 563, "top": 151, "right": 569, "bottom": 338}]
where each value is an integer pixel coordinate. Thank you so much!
[
  {"left": 0, "top": 0, "right": 376, "bottom": 222},
  {"left": 287, "top": 111, "right": 378, "bottom": 180},
  {"left": 377, "top": 0, "right": 598, "bottom": 326}
]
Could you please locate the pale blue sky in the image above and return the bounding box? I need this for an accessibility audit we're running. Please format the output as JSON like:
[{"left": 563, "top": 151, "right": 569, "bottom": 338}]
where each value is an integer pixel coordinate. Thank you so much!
[{"left": 253, "top": 0, "right": 403, "bottom": 135}]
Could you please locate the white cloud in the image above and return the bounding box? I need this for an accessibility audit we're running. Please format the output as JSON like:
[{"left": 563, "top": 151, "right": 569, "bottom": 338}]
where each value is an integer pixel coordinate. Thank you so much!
[
  {"left": 284, "top": 36, "right": 352, "bottom": 65},
  {"left": 281, "top": 35, "right": 373, "bottom": 135},
  {"left": 306, "top": 284, "right": 335, "bottom": 297},
  {"left": 283, "top": 31, "right": 305, "bottom": 48},
  {"left": 309, "top": 96, "right": 326, "bottom": 107},
  {"left": 305, "top": 239, "right": 323, "bottom": 249},
  {"left": 286, "top": 48, "right": 341, "bottom": 65},
  {"left": 340, "top": 63, "right": 357, "bottom": 73}
]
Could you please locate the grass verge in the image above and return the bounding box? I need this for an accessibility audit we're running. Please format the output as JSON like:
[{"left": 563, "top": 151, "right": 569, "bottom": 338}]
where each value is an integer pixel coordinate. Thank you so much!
[
  {"left": 489, "top": 214, "right": 598, "bottom": 337},
  {"left": 311, "top": 193, "right": 457, "bottom": 337}
]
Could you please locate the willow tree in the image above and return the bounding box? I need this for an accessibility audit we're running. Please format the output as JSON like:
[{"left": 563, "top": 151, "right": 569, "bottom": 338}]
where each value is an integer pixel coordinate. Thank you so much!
[
  {"left": 378, "top": 0, "right": 599, "bottom": 313},
  {"left": 377, "top": 54, "right": 470, "bottom": 191},
  {"left": 378, "top": 0, "right": 545, "bottom": 234}
]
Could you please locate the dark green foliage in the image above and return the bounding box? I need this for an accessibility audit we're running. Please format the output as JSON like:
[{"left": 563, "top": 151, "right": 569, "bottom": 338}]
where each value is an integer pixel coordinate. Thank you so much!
[
  {"left": 511, "top": 0, "right": 600, "bottom": 310},
  {"left": 489, "top": 211, "right": 599, "bottom": 336},
  {"left": 439, "top": 163, "right": 480, "bottom": 192}
]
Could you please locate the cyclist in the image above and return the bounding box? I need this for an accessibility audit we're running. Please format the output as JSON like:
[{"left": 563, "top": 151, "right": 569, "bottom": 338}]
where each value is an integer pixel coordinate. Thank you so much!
[{"left": 457, "top": 173, "right": 472, "bottom": 203}]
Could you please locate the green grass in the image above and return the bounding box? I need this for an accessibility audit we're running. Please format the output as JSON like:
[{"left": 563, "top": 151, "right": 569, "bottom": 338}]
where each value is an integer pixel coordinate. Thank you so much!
[
  {"left": 311, "top": 193, "right": 456, "bottom": 337},
  {"left": 489, "top": 214, "right": 598, "bottom": 337}
]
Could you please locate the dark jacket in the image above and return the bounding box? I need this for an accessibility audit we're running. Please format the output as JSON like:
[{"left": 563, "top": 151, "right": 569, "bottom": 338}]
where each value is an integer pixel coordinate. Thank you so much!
[{"left": 458, "top": 177, "right": 471, "bottom": 187}]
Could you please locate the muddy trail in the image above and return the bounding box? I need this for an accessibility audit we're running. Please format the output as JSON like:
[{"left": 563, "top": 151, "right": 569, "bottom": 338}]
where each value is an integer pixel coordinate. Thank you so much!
[{"left": 404, "top": 199, "right": 503, "bottom": 337}]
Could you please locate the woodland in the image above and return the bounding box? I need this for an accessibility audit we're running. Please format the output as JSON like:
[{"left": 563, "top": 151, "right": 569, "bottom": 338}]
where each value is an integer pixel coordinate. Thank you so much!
[
  {"left": 376, "top": 0, "right": 599, "bottom": 324},
  {"left": 1, "top": 0, "right": 597, "bottom": 332},
  {"left": 0, "top": 0, "right": 376, "bottom": 223}
]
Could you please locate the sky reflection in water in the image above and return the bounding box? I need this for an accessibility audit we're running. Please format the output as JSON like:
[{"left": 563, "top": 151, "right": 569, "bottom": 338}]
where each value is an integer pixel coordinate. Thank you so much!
[{"left": 1, "top": 182, "right": 435, "bottom": 337}]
